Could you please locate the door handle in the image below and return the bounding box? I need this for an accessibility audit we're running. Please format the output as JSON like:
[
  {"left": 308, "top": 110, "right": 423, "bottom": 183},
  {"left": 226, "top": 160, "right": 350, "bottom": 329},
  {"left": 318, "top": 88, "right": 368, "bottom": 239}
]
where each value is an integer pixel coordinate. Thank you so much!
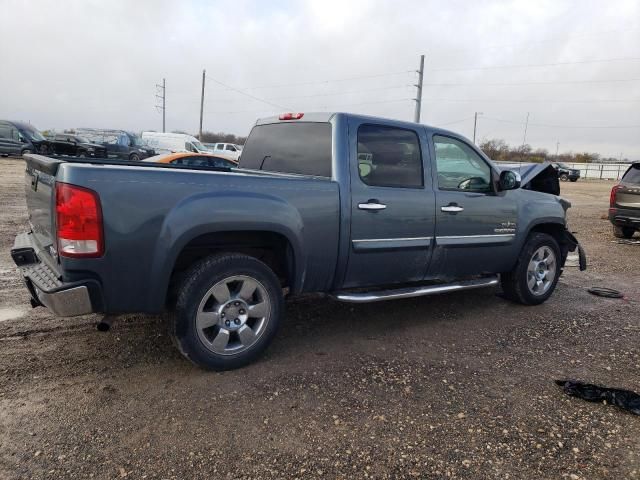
[
  {"left": 358, "top": 200, "right": 387, "bottom": 211},
  {"left": 441, "top": 204, "right": 464, "bottom": 213}
]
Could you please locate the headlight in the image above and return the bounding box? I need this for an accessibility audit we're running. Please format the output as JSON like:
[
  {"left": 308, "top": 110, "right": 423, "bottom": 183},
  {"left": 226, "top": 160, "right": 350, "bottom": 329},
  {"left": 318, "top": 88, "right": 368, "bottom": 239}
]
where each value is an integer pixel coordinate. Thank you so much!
[{"left": 87, "top": 148, "right": 95, "bottom": 152}]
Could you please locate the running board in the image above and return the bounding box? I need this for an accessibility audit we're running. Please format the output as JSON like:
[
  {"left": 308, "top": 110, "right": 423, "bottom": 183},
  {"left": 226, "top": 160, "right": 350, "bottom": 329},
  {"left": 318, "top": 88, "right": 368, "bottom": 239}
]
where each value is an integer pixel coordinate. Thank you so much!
[{"left": 331, "top": 276, "right": 499, "bottom": 303}]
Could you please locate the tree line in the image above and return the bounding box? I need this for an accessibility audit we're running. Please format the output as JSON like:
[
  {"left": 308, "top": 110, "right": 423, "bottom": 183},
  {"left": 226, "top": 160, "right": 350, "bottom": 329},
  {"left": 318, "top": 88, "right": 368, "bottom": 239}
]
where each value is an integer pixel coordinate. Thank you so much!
[{"left": 479, "top": 138, "right": 626, "bottom": 164}]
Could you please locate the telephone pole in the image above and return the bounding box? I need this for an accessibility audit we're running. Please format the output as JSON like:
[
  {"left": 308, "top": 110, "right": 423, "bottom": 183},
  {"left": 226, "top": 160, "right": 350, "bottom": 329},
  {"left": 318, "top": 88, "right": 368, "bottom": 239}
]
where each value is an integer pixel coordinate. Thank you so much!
[
  {"left": 555, "top": 141, "right": 560, "bottom": 158},
  {"left": 155, "top": 78, "right": 166, "bottom": 133},
  {"left": 473, "top": 112, "right": 483, "bottom": 144},
  {"left": 413, "top": 54, "right": 425, "bottom": 123},
  {"left": 199, "top": 69, "right": 206, "bottom": 140},
  {"left": 522, "top": 112, "right": 530, "bottom": 146}
]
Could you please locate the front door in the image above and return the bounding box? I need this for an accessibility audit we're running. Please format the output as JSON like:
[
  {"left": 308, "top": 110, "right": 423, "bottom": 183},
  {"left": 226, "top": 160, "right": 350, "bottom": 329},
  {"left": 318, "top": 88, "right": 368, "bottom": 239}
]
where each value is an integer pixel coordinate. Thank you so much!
[
  {"left": 343, "top": 120, "right": 436, "bottom": 288},
  {"left": 428, "top": 134, "right": 518, "bottom": 278}
]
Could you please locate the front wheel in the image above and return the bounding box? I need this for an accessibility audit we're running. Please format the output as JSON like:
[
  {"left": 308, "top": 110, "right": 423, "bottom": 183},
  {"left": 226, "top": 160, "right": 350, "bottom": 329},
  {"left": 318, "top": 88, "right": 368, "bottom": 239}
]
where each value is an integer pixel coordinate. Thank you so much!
[
  {"left": 569, "top": 178, "right": 578, "bottom": 182},
  {"left": 501, "top": 232, "right": 561, "bottom": 305},
  {"left": 129, "top": 153, "right": 140, "bottom": 162},
  {"left": 559, "top": 173, "right": 569, "bottom": 182},
  {"left": 170, "top": 253, "right": 284, "bottom": 370}
]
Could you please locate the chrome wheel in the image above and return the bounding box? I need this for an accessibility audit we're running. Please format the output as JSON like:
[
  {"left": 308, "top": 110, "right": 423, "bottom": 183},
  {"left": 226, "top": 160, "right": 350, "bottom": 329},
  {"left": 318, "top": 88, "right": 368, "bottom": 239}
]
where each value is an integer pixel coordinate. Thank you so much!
[
  {"left": 526, "top": 246, "right": 557, "bottom": 296},
  {"left": 195, "top": 275, "right": 271, "bottom": 356}
]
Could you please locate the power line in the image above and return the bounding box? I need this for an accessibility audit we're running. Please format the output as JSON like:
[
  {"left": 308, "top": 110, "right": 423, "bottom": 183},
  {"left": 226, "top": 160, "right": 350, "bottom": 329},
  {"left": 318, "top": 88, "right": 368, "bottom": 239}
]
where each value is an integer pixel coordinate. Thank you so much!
[
  {"left": 424, "top": 97, "right": 640, "bottom": 104},
  {"left": 207, "top": 70, "right": 413, "bottom": 91},
  {"left": 429, "top": 56, "right": 640, "bottom": 72},
  {"left": 205, "top": 98, "right": 412, "bottom": 115},
  {"left": 206, "top": 76, "right": 291, "bottom": 110},
  {"left": 424, "top": 78, "right": 640, "bottom": 87},
  {"left": 482, "top": 116, "right": 640, "bottom": 129}
]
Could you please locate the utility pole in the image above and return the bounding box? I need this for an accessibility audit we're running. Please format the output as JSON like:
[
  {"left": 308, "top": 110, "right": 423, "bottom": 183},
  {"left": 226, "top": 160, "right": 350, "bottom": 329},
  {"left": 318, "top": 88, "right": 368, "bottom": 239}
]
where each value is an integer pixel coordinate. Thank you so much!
[
  {"left": 199, "top": 69, "right": 206, "bottom": 140},
  {"left": 522, "top": 112, "right": 530, "bottom": 146},
  {"left": 413, "top": 54, "right": 425, "bottom": 123},
  {"left": 155, "top": 78, "right": 166, "bottom": 133},
  {"left": 555, "top": 141, "right": 560, "bottom": 158},
  {"left": 473, "top": 112, "right": 483, "bottom": 144}
]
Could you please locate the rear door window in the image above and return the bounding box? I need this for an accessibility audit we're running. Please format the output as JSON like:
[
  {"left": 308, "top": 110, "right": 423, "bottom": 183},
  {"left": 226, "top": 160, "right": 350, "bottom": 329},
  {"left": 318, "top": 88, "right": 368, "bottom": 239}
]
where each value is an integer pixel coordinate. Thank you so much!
[
  {"left": 623, "top": 165, "right": 640, "bottom": 184},
  {"left": 240, "top": 122, "right": 332, "bottom": 177}
]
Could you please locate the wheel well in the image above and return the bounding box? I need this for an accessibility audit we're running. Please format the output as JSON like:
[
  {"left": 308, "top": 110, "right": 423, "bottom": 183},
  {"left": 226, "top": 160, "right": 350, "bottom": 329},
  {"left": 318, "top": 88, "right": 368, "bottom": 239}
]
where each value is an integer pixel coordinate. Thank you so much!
[
  {"left": 166, "top": 231, "right": 294, "bottom": 306},
  {"left": 528, "top": 223, "right": 570, "bottom": 263}
]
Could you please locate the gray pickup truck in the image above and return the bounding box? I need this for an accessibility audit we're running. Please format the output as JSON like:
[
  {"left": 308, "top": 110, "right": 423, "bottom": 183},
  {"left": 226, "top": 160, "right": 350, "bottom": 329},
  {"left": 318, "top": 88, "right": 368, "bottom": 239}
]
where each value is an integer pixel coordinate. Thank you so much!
[{"left": 11, "top": 112, "right": 585, "bottom": 370}]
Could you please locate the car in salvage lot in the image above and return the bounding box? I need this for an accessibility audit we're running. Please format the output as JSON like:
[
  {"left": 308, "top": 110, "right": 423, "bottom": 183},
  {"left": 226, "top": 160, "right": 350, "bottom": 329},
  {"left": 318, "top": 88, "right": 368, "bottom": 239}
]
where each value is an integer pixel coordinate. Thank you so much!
[
  {"left": 609, "top": 161, "right": 640, "bottom": 238},
  {"left": 11, "top": 112, "right": 586, "bottom": 371},
  {"left": 551, "top": 162, "right": 581, "bottom": 182},
  {"left": 49, "top": 133, "right": 107, "bottom": 158},
  {"left": 143, "top": 151, "right": 238, "bottom": 168}
]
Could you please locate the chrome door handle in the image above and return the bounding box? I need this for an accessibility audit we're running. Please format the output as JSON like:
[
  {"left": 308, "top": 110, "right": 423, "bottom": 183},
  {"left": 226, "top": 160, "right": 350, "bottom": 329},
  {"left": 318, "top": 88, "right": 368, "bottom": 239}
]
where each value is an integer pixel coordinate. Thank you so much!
[
  {"left": 441, "top": 205, "right": 464, "bottom": 212},
  {"left": 358, "top": 202, "right": 387, "bottom": 211}
]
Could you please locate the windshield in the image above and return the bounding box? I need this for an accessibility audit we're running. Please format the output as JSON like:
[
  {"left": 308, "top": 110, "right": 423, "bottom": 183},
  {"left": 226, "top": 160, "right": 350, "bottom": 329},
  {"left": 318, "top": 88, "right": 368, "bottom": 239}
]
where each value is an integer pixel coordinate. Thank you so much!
[
  {"left": 192, "top": 140, "right": 208, "bottom": 152},
  {"left": 23, "top": 128, "right": 45, "bottom": 141},
  {"left": 75, "top": 136, "right": 90, "bottom": 143},
  {"left": 129, "top": 135, "right": 144, "bottom": 147}
]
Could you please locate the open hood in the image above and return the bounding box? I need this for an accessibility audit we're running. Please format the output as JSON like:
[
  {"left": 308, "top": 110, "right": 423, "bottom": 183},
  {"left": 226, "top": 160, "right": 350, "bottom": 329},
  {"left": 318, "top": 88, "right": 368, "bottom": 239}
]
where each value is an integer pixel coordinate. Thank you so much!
[{"left": 497, "top": 161, "right": 560, "bottom": 196}]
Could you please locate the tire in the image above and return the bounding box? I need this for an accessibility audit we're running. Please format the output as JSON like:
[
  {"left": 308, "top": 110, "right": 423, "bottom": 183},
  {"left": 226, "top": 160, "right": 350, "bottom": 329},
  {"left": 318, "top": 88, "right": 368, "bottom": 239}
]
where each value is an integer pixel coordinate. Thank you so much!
[
  {"left": 77, "top": 150, "right": 87, "bottom": 158},
  {"left": 559, "top": 173, "right": 569, "bottom": 182},
  {"left": 569, "top": 178, "right": 578, "bottom": 182},
  {"left": 170, "top": 253, "right": 284, "bottom": 370},
  {"left": 21, "top": 149, "right": 32, "bottom": 156},
  {"left": 612, "top": 225, "right": 635, "bottom": 239},
  {"left": 501, "top": 232, "right": 561, "bottom": 305},
  {"left": 129, "top": 153, "right": 140, "bottom": 162}
]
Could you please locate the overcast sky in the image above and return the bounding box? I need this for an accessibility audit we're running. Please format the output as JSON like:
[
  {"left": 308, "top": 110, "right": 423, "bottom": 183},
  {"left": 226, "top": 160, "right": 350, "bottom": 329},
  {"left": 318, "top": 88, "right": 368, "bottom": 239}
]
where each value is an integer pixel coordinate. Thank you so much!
[{"left": 1, "top": 0, "right": 639, "bottom": 158}]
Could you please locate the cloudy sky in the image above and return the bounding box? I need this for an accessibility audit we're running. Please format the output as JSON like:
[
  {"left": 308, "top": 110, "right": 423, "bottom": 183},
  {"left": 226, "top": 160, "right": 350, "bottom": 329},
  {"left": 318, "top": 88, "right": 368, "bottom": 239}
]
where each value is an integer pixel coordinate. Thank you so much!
[{"left": 1, "top": 0, "right": 639, "bottom": 158}]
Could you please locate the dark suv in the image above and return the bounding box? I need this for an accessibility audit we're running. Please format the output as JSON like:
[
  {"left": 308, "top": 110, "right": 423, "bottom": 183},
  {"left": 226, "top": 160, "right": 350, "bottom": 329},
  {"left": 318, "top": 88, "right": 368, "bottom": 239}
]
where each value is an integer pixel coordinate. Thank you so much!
[
  {"left": 609, "top": 162, "right": 640, "bottom": 239},
  {"left": 551, "top": 162, "right": 580, "bottom": 182},
  {"left": 0, "top": 120, "right": 52, "bottom": 156},
  {"left": 76, "top": 129, "right": 154, "bottom": 161},
  {"left": 50, "top": 134, "right": 107, "bottom": 158}
]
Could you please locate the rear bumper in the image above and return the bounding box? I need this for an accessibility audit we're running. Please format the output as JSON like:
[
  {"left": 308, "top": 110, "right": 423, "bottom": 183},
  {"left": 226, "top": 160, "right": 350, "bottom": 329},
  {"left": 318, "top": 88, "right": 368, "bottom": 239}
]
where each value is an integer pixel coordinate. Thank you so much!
[
  {"left": 11, "top": 232, "right": 102, "bottom": 317},
  {"left": 609, "top": 208, "right": 640, "bottom": 228}
]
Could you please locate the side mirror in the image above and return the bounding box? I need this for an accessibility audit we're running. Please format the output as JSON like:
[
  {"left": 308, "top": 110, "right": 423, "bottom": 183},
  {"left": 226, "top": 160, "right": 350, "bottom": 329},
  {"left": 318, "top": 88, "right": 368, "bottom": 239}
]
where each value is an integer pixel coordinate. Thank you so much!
[{"left": 499, "top": 170, "right": 521, "bottom": 191}]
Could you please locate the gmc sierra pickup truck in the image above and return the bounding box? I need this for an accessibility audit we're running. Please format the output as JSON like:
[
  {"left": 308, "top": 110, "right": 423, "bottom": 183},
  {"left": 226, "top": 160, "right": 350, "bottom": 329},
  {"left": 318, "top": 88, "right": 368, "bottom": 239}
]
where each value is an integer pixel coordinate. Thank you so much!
[{"left": 12, "top": 112, "right": 585, "bottom": 370}]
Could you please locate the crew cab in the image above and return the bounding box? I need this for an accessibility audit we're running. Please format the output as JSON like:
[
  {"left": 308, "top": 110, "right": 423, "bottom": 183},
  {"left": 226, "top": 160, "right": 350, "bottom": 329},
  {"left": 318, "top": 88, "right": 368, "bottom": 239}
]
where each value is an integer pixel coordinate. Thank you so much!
[{"left": 11, "top": 112, "right": 585, "bottom": 370}]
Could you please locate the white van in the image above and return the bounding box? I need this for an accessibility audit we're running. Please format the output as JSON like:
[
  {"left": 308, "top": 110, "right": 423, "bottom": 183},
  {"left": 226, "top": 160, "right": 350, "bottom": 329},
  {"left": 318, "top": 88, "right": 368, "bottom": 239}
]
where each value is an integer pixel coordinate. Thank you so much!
[{"left": 141, "top": 132, "right": 211, "bottom": 154}]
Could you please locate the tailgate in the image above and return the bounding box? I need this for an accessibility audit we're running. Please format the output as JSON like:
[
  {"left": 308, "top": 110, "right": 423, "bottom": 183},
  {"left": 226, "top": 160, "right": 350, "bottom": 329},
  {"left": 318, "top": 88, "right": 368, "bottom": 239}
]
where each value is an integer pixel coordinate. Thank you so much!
[{"left": 24, "top": 154, "right": 64, "bottom": 258}]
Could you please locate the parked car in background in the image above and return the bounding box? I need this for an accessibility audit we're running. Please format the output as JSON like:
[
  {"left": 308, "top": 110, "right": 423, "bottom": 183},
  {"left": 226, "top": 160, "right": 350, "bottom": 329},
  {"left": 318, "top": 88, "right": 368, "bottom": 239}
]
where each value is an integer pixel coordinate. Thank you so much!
[
  {"left": 142, "top": 132, "right": 210, "bottom": 155},
  {"left": 207, "top": 142, "right": 243, "bottom": 161},
  {"left": 143, "top": 152, "right": 237, "bottom": 168},
  {"left": 551, "top": 162, "right": 580, "bottom": 182},
  {"left": 0, "top": 120, "right": 51, "bottom": 156},
  {"left": 76, "top": 129, "right": 154, "bottom": 161},
  {"left": 609, "top": 162, "right": 640, "bottom": 239},
  {"left": 50, "top": 134, "right": 107, "bottom": 158}
]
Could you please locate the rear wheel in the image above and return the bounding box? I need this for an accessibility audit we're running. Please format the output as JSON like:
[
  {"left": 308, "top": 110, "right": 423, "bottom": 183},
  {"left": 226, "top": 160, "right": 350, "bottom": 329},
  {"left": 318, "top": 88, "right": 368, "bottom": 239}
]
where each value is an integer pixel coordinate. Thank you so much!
[
  {"left": 569, "top": 178, "right": 578, "bottom": 182},
  {"left": 170, "top": 253, "right": 283, "bottom": 370},
  {"left": 613, "top": 225, "right": 635, "bottom": 239},
  {"left": 501, "top": 232, "right": 561, "bottom": 305}
]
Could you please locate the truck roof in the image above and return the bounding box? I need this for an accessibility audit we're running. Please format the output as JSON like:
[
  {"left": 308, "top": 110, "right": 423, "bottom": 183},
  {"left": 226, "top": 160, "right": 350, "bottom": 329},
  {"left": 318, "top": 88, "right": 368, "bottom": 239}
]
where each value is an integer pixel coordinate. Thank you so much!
[{"left": 254, "top": 112, "right": 462, "bottom": 137}]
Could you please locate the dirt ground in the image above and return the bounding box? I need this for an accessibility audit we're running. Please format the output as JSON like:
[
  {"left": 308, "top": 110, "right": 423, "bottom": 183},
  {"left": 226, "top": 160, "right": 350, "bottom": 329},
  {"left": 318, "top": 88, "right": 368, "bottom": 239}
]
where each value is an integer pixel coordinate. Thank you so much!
[{"left": 0, "top": 157, "right": 638, "bottom": 479}]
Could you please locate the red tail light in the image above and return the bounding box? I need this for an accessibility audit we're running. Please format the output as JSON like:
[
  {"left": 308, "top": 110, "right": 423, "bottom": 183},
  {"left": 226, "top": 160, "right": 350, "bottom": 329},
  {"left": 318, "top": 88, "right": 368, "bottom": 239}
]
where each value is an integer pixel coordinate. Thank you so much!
[
  {"left": 609, "top": 184, "right": 621, "bottom": 208},
  {"left": 55, "top": 182, "right": 104, "bottom": 258},
  {"left": 279, "top": 112, "right": 304, "bottom": 120}
]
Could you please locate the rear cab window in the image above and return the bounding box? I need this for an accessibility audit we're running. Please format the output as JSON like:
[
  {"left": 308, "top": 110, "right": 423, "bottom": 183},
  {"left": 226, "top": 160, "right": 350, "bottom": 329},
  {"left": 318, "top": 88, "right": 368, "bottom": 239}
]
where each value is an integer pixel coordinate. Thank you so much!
[{"left": 240, "top": 122, "right": 332, "bottom": 178}]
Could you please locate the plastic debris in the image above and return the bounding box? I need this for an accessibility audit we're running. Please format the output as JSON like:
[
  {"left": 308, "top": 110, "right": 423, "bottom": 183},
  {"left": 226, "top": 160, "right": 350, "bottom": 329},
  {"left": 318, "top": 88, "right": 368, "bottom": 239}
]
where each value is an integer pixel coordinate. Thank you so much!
[{"left": 556, "top": 380, "right": 640, "bottom": 415}]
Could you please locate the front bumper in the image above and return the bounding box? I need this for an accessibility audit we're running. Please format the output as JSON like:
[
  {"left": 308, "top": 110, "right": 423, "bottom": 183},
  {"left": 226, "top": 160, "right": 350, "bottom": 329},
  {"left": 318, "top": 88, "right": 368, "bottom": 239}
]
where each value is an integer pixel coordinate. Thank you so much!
[{"left": 11, "top": 232, "right": 101, "bottom": 317}]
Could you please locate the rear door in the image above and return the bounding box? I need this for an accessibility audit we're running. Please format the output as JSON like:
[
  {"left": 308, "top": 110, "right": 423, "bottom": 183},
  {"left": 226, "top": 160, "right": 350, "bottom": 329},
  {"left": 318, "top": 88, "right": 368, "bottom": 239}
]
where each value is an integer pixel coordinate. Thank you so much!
[
  {"left": 428, "top": 134, "right": 517, "bottom": 277},
  {"left": 343, "top": 120, "right": 435, "bottom": 288}
]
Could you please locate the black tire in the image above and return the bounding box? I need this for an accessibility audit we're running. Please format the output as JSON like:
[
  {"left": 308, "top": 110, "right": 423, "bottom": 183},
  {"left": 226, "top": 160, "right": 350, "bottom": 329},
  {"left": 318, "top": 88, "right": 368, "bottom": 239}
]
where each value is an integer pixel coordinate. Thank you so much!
[
  {"left": 612, "top": 225, "right": 635, "bottom": 239},
  {"left": 170, "top": 253, "right": 284, "bottom": 370},
  {"left": 129, "top": 153, "right": 140, "bottom": 162},
  {"left": 569, "top": 178, "right": 578, "bottom": 182},
  {"left": 559, "top": 173, "right": 569, "bottom": 182},
  {"left": 21, "top": 149, "right": 32, "bottom": 156},
  {"left": 501, "top": 232, "right": 561, "bottom": 305}
]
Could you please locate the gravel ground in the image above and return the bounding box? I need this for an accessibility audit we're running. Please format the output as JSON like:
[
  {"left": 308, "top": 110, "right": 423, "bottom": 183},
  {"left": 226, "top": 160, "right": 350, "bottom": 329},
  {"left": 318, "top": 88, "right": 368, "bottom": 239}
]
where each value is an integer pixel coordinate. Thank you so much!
[{"left": 0, "top": 158, "right": 638, "bottom": 479}]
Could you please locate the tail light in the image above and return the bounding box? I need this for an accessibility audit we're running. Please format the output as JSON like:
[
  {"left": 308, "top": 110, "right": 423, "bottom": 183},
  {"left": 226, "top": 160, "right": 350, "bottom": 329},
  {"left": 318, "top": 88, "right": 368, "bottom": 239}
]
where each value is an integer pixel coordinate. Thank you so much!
[
  {"left": 609, "top": 184, "right": 621, "bottom": 209},
  {"left": 279, "top": 112, "right": 304, "bottom": 120},
  {"left": 55, "top": 182, "right": 104, "bottom": 257}
]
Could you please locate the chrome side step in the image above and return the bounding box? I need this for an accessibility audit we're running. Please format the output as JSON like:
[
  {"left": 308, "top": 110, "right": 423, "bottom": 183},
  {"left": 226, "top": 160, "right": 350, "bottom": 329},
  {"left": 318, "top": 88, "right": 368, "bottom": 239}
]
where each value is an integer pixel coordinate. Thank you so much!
[{"left": 331, "top": 276, "right": 499, "bottom": 303}]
